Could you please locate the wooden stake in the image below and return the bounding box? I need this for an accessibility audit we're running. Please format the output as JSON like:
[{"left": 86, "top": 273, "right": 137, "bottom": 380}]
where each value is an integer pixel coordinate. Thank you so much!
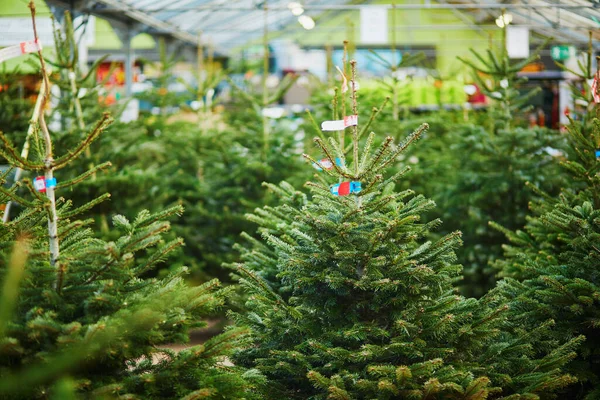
[
  {"left": 28, "top": 0, "right": 61, "bottom": 289},
  {"left": 3, "top": 79, "right": 46, "bottom": 223}
]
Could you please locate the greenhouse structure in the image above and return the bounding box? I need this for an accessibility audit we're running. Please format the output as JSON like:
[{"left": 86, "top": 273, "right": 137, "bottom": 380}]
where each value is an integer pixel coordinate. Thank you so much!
[{"left": 1, "top": 1, "right": 600, "bottom": 399}]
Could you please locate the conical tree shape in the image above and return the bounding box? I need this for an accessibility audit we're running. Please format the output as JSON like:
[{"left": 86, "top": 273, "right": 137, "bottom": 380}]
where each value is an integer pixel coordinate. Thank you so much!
[
  {"left": 491, "top": 77, "right": 600, "bottom": 397},
  {"left": 0, "top": 4, "right": 257, "bottom": 398},
  {"left": 430, "top": 32, "right": 568, "bottom": 297},
  {"left": 230, "top": 59, "right": 580, "bottom": 399}
]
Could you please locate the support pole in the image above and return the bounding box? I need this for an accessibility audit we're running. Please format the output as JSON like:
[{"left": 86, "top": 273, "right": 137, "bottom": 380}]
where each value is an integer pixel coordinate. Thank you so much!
[{"left": 2, "top": 79, "right": 46, "bottom": 223}]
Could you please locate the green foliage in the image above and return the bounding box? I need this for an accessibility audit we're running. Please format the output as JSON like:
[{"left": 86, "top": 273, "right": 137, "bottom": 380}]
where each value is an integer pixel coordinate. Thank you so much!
[
  {"left": 415, "top": 32, "right": 564, "bottom": 297},
  {"left": 554, "top": 33, "right": 596, "bottom": 125},
  {"left": 457, "top": 30, "right": 548, "bottom": 133},
  {"left": 135, "top": 37, "right": 193, "bottom": 125},
  {"left": 0, "top": 127, "right": 256, "bottom": 399},
  {"left": 0, "top": 65, "right": 32, "bottom": 139},
  {"left": 434, "top": 123, "right": 567, "bottom": 296},
  {"left": 490, "top": 115, "right": 600, "bottom": 399},
  {"left": 0, "top": 5, "right": 256, "bottom": 397},
  {"left": 230, "top": 60, "right": 578, "bottom": 399}
]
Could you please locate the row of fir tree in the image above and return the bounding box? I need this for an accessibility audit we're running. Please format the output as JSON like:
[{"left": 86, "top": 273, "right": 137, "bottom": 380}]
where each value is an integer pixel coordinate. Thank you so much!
[{"left": 0, "top": 5, "right": 599, "bottom": 399}]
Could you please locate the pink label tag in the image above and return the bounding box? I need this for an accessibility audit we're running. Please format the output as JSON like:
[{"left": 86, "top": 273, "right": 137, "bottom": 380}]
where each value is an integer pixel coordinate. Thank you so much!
[{"left": 343, "top": 115, "right": 358, "bottom": 127}]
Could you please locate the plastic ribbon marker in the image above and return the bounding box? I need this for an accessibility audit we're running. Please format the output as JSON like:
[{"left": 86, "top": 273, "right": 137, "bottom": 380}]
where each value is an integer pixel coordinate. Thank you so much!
[
  {"left": 33, "top": 176, "right": 57, "bottom": 193},
  {"left": 46, "top": 177, "right": 57, "bottom": 188},
  {"left": 0, "top": 40, "right": 42, "bottom": 63},
  {"left": 331, "top": 181, "right": 362, "bottom": 196},
  {"left": 335, "top": 65, "right": 360, "bottom": 93},
  {"left": 591, "top": 73, "right": 600, "bottom": 103},
  {"left": 34, "top": 176, "right": 46, "bottom": 193},
  {"left": 321, "top": 115, "right": 358, "bottom": 131},
  {"left": 313, "top": 157, "right": 345, "bottom": 171},
  {"left": 312, "top": 158, "right": 333, "bottom": 171},
  {"left": 336, "top": 66, "right": 348, "bottom": 93},
  {"left": 595, "top": 149, "right": 600, "bottom": 160}
]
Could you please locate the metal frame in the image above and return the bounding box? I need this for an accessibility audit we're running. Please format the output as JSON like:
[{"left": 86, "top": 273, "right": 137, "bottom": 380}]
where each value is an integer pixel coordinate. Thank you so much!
[{"left": 41, "top": 0, "right": 600, "bottom": 93}]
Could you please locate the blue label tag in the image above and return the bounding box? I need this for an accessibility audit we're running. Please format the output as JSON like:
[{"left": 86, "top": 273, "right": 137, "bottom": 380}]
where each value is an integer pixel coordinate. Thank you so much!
[
  {"left": 350, "top": 181, "right": 362, "bottom": 193},
  {"left": 596, "top": 149, "right": 600, "bottom": 159},
  {"left": 330, "top": 183, "right": 340, "bottom": 195},
  {"left": 45, "top": 177, "right": 57, "bottom": 188}
]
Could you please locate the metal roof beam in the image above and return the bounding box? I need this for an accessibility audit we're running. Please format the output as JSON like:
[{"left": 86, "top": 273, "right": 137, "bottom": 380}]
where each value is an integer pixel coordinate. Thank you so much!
[
  {"left": 510, "top": 9, "right": 595, "bottom": 46},
  {"left": 131, "top": 3, "right": 600, "bottom": 11},
  {"left": 92, "top": 0, "right": 198, "bottom": 44}
]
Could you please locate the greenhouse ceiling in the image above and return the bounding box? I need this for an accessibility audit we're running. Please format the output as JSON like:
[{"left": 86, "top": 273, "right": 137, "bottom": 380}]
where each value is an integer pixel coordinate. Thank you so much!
[{"left": 44, "top": 0, "right": 600, "bottom": 52}]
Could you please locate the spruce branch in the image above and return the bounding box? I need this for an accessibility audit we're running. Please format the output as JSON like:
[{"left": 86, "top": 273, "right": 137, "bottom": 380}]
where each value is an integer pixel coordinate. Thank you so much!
[
  {"left": 3, "top": 79, "right": 47, "bottom": 222},
  {"left": 358, "top": 98, "right": 389, "bottom": 141},
  {"left": 313, "top": 138, "right": 354, "bottom": 179},
  {"left": 56, "top": 161, "right": 112, "bottom": 189},
  {"left": 305, "top": 109, "right": 328, "bottom": 142},
  {"left": 302, "top": 154, "right": 337, "bottom": 178},
  {"left": 362, "top": 136, "right": 394, "bottom": 176},
  {"left": 52, "top": 113, "right": 113, "bottom": 169},
  {"left": 304, "top": 181, "right": 332, "bottom": 195},
  {"left": 372, "top": 124, "right": 427, "bottom": 175},
  {"left": 59, "top": 193, "right": 111, "bottom": 219},
  {"left": 0, "top": 183, "right": 37, "bottom": 209},
  {"left": 0, "top": 131, "right": 44, "bottom": 170}
]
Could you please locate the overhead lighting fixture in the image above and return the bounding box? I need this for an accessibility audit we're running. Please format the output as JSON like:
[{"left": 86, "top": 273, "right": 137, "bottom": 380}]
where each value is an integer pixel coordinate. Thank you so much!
[
  {"left": 495, "top": 13, "right": 513, "bottom": 28},
  {"left": 288, "top": 2, "right": 304, "bottom": 16},
  {"left": 298, "top": 15, "right": 315, "bottom": 30}
]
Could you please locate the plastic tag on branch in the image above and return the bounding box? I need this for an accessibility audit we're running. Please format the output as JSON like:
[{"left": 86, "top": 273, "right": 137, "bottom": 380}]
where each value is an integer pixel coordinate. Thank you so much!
[
  {"left": 0, "top": 40, "right": 42, "bottom": 63},
  {"left": 34, "top": 176, "right": 46, "bottom": 193},
  {"left": 46, "top": 177, "right": 57, "bottom": 188},
  {"left": 321, "top": 115, "right": 358, "bottom": 131},
  {"left": 335, "top": 66, "right": 360, "bottom": 93},
  {"left": 312, "top": 158, "right": 333, "bottom": 171},
  {"left": 330, "top": 181, "right": 362, "bottom": 196},
  {"left": 33, "top": 176, "right": 57, "bottom": 193},
  {"left": 312, "top": 157, "right": 343, "bottom": 171},
  {"left": 595, "top": 149, "right": 600, "bottom": 160},
  {"left": 591, "top": 73, "right": 600, "bottom": 103}
]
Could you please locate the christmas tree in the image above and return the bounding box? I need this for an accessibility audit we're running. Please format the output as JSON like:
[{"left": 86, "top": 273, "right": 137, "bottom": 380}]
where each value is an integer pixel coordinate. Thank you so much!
[
  {"left": 230, "top": 58, "right": 580, "bottom": 399},
  {"left": 435, "top": 30, "right": 567, "bottom": 297},
  {"left": 491, "top": 59, "right": 600, "bottom": 398},
  {"left": 0, "top": 3, "right": 256, "bottom": 398}
]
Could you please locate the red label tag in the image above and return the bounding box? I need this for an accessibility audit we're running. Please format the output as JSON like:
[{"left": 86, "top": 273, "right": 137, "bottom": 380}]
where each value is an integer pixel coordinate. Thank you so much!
[
  {"left": 338, "top": 181, "right": 350, "bottom": 196},
  {"left": 34, "top": 176, "right": 46, "bottom": 193}
]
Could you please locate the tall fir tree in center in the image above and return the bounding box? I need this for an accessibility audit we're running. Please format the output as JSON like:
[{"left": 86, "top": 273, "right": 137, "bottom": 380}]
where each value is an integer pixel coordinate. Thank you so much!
[{"left": 230, "top": 57, "right": 580, "bottom": 399}]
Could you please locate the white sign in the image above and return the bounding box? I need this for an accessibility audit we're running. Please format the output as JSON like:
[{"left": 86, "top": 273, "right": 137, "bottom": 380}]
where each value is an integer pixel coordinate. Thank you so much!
[
  {"left": 360, "top": 7, "right": 388, "bottom": 45},
  {"left": 506, "top": 26, "right": 529, "bottom": 59}
]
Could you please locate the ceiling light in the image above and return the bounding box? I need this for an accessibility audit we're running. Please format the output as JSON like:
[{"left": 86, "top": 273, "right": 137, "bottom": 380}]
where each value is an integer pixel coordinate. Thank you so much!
[
  {"left": 495, "top": 13, "right": 513, "bottom": 28},
  {"left": 288, "top": 2, "right": 304, "bottom": 16},
  {"left": 298, "top": 15, "right": 315, "bottom": 30}
]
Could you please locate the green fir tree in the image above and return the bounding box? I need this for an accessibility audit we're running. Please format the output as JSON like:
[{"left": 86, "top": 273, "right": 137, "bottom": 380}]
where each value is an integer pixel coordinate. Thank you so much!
[
  {"left": 490, "top": 60, "right": 600, "bottom": 399},
  {"left": 436, "top": 31, "right": 567, "bottom": 297},
  {"left": 230, "top": 59, "right": 580, "bottom": 399},
  {"left": 0, "top": 4, "right": 256, "bottom": 398}
]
